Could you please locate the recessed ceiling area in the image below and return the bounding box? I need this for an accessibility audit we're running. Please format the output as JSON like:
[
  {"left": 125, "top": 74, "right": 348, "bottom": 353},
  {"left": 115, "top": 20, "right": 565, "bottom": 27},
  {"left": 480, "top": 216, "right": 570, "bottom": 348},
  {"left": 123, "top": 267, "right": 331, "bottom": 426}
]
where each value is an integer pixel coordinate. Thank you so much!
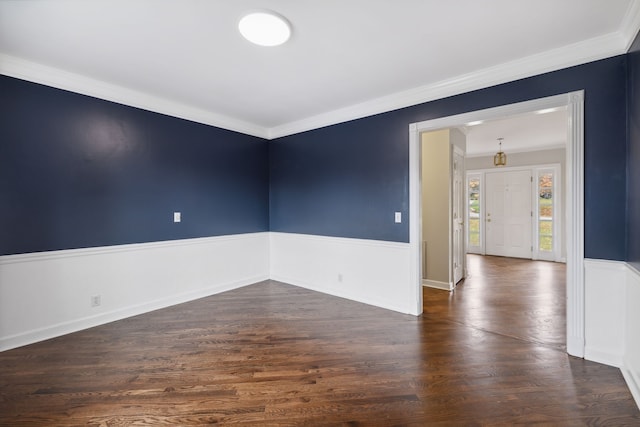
[{"left": 0, "top": 1, "right": 638, "bottom": 139}]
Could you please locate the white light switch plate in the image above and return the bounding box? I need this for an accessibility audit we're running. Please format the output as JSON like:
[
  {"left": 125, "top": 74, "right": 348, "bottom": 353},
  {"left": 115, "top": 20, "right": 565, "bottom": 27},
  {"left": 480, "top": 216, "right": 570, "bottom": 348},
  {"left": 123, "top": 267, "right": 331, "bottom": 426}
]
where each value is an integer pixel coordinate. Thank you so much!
[
  {"left": 394, "top": 212, "right": 402, "bottom": 223},
  {"left": 173, "top": 212, "right": 181, "bottom": 223}
]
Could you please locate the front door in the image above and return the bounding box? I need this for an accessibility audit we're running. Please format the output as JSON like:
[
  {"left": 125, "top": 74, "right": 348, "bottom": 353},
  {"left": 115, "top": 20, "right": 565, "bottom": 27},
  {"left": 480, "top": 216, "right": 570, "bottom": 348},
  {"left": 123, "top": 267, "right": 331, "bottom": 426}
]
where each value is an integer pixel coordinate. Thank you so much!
[{"left": 485, "top": 170, "right": 532, "bottom": 259}]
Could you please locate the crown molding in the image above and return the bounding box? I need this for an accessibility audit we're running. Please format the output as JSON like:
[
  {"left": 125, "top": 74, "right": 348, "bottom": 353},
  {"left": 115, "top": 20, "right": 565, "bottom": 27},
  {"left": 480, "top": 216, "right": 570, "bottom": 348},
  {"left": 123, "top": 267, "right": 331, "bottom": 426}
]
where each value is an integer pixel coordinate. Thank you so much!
[
  {"left": 621, "top": 0, "right": 640, "bottom": 52},
  {"left": 3, "top": 9, "right": 640, "bottom": 142},
  {"left": 268, "top": 31, "right": 630, "bottom": 139},
  {"left": 0, "top": 53, "right": 269, "bottom": 139}
]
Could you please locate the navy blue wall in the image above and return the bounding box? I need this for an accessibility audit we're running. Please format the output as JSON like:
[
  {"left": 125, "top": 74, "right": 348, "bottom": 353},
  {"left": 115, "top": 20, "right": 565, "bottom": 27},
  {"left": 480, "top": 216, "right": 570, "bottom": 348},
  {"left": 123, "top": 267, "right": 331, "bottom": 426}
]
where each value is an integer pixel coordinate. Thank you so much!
[
  {"left": 628, "top": 34, "right": 640, "bottom": 270},
  {"left": 270, "top": 56, "right": 628, "bottom": 261},
  {"left": 0, "top": 76, "right": 269, "bottom": 256},
  {"left": 1, "top": 55, "right": 630, "bottom": 261},
  {"left": 269, "top": 117, "right": 409, "bottom": 242}
]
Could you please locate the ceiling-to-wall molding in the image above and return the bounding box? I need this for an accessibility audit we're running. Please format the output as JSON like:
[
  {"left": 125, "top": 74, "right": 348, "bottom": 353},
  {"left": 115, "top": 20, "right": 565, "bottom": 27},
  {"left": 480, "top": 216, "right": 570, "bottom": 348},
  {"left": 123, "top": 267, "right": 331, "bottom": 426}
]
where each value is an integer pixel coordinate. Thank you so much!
[
  {"left": 268, "top": 31, "right": 631, "bottom": 139},
  {"left": 0, "top": 53, "right": 269, "bottom": 140},
  {"left": 3, "top": 10, "right": 640, "bottom": 141},
  {"left": 621, "top": 0, "right": 640, "bottom": 51}
]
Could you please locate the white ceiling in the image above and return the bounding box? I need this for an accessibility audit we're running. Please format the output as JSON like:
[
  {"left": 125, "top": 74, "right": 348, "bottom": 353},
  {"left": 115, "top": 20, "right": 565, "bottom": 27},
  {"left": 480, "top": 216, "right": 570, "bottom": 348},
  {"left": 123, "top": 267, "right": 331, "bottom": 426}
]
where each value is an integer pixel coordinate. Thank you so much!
[
  {"left": 464, "top": 108, "right": 568, "bottom": 157},
  {"left": 1, "top": 1, "right": 639, "bottom": 139}
]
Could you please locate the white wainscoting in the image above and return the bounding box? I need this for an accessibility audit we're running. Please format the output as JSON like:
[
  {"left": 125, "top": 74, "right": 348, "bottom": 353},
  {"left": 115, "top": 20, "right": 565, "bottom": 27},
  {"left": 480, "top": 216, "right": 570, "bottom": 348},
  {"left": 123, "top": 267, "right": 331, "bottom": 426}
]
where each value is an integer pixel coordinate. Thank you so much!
[
  {"left": 269, "top": 232, "right": 416, "bottom": 315},
  {"left": 584, "top": 259, "right": 627, "bottom": 367},
  {"left": 3, "top": 232, "right": 639, "bottom": 410},
  {"left": 584, "top": 258, "right": 640, "bottom": 409},
  {"left": 623, "top": 264, "right": 640, "bottom": 408},
  {"left": 0, "top": 233, "right": 270, "bottom": 352}
]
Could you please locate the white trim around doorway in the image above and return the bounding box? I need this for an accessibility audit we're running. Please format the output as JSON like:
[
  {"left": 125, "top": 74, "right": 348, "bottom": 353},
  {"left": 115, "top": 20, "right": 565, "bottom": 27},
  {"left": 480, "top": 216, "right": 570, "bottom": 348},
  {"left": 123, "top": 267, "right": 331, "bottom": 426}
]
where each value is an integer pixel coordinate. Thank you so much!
[{"left": 408, "top": 91, "right": 585, "bottom": 357}]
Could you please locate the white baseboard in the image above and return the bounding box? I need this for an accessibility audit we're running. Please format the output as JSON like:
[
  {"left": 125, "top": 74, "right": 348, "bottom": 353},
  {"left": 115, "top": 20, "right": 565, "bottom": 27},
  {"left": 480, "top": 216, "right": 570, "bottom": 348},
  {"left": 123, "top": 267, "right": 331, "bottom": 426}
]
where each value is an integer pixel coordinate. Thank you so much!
[
  {"left": 0, "top": 233, "right": 270, "bottom": 351},
  {"left": 584, "top": 347, "right": 624, "bottom": 368},
  {"left": 622, "top": 366, "right": 640, "bottom": 411},
  {"left": 422, "top": 279, "right": 453, "bottom": 291},
  {"left": 269, "top": 232, "right": 415, "bottom": 315}
]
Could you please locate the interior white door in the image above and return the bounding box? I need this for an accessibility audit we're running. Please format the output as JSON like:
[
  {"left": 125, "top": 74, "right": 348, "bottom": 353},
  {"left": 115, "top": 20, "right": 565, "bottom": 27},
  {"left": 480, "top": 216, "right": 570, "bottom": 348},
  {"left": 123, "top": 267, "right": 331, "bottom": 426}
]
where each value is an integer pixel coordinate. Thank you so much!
[
  {"left": 452, "top": 149, "right": 465, "bottom": 284},
  {"left": 486, "top": 170, "right": 532, "bottom": 259}
]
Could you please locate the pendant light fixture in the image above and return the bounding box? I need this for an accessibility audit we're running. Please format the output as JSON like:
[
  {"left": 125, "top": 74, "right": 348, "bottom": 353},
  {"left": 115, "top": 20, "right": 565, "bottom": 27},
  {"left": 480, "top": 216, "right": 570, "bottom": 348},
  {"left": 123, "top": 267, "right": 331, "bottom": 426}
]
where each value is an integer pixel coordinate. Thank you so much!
[{"left": 494, "top": 137, "right": 507, "bottom": 167}]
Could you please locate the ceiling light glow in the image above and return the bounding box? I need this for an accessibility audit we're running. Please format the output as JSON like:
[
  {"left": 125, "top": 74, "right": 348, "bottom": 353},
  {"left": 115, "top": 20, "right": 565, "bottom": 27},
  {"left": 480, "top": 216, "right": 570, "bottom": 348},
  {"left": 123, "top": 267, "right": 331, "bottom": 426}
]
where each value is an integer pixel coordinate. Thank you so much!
[
  {"left": 536, "top": 107, "right": 559, "bottom": 115},
  {"left": 239, "top": 11, "right": 291, "bottom": 47},
  {"left": 466, "top": 120, "right": 484, "bottom": 126}
]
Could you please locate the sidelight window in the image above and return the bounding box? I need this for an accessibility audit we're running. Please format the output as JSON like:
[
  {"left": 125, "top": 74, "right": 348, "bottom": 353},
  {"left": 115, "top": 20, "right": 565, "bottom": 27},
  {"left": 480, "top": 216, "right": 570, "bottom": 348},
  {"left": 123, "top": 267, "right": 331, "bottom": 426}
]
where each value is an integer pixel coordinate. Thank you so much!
[
  {"left": 533, "top": 166, "right": 560, "bottom": 262},
  {"left": 538, "top": 171, "right": 554, "bottom": 252},
  {"left": 467, "top": 174, "right": 482, "bottom": 253}
]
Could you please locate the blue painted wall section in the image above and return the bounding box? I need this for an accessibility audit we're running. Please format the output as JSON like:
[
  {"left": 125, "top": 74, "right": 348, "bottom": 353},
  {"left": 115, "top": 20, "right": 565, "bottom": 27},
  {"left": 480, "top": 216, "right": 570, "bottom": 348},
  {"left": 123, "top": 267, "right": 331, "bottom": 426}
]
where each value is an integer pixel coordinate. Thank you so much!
[
  {"left": 270, "top": 56, "right": 628, "bottom": 261},
  {"left": 270, "top": 117, "right": 409, "bottom": 242},
  {"left": 0, "top": 75, "right": 269, "bottom": 256},
  {"left": 627, "top": 32, "right": 640, "bottom": 271}
]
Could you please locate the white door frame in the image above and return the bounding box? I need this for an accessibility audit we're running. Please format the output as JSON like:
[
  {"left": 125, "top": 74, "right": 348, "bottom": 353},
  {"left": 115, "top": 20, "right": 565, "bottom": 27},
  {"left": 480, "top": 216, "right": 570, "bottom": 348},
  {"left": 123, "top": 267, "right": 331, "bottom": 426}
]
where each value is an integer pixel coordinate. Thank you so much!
[{"left": 409, "top": 91, "right": 584, "bottom": 357}]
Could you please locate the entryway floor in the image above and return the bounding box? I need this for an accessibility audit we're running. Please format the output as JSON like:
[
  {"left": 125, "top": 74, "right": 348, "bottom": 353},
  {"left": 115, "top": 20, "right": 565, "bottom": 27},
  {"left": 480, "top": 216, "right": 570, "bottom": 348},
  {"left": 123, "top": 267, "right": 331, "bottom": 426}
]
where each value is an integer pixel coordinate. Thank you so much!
[{"left": 423, "top": 254, "right": 566, "bottom": 351}]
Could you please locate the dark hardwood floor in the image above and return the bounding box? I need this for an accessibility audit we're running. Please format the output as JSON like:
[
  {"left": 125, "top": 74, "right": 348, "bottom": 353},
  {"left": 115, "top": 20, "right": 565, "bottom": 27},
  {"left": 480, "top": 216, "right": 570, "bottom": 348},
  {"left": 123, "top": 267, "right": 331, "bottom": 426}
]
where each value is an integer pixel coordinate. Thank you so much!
[
  {"left": 425, "top": 254, "right": 567, "bottom": 351},
  {"left": 0, "top": 255, "right": 638, "bottom": 425}
]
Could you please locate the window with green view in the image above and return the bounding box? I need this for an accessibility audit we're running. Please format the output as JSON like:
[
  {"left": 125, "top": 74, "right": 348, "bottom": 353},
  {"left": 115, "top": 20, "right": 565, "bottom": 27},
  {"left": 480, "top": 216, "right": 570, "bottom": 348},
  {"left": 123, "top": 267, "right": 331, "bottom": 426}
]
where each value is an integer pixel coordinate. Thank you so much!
[
  {"left": 468, "top": 176, "right": 480, "bottom": 248},
  {"left": 538, "top": 171, "right": 553, "bottom": 252}
]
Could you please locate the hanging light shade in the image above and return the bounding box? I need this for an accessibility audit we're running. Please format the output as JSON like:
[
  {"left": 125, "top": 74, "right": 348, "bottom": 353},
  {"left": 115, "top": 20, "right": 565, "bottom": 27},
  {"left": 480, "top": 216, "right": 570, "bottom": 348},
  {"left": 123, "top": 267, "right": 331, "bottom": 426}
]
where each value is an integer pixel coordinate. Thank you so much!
[{"left": 494, "top": 137, "right": 507, "bottom": 167}]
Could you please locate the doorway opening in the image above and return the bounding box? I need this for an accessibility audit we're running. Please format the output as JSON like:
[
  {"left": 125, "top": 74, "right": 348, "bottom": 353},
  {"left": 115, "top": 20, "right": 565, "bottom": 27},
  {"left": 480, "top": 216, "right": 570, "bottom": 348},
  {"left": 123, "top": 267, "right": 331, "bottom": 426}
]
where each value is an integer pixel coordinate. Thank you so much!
[
  {"left": 408, "top": 91, "right": 584, "bottom": 357},
  {"left": 420, "top": 129, "right": 466, "bottom": 291}
]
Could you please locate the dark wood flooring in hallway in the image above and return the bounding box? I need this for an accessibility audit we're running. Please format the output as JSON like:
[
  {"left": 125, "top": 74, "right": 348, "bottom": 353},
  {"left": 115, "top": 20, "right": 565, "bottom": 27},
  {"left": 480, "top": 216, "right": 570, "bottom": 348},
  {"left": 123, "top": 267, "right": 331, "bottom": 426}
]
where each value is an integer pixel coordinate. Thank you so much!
[
  {"left": 0, "top": 255, "right": 638, "bottom": 425},
  {"left": 425, "top": 254, "right": 567, "bottom": 352}
]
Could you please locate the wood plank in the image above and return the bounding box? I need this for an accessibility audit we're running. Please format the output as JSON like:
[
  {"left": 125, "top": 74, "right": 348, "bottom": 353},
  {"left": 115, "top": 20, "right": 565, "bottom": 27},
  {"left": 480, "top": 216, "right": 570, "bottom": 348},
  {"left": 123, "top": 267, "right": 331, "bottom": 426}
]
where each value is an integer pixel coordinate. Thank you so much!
[{"left": 0, "top": 255, "right": 637, "bottom": 425}]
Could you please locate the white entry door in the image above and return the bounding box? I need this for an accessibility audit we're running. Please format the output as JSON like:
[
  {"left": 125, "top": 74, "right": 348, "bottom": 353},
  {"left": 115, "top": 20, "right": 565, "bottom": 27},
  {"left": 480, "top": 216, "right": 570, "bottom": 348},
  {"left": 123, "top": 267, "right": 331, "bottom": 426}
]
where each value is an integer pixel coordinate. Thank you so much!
[
  {"left": 485, "top": 170, "right": 532, "bottom": 259},
  {"left": 452, "top": 149, "right": 465, "bottom": 284}
]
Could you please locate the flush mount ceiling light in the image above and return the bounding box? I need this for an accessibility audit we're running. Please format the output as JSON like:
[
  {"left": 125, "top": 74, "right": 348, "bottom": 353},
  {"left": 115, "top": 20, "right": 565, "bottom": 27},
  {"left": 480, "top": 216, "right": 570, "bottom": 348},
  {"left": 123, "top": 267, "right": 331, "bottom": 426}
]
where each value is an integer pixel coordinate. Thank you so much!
[{"left": 238, "top": 11, "right": 291, "bottom": 47}]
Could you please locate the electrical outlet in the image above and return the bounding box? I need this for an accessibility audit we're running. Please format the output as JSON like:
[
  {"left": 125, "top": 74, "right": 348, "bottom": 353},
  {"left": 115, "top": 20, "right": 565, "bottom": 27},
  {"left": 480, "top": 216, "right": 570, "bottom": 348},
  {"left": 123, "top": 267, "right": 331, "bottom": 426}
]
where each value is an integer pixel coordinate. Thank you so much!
[{"left": 91, "top": 295, "right": 101, "bottom": 307}]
